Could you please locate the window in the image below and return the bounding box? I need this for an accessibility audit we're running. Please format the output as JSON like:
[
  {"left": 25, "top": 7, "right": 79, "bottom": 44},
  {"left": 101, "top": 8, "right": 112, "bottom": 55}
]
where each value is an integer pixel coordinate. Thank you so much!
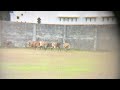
[
  {"left": 75, "top": 18, "right": 77, "bottom": 22},
  {"left": 94, "top": 18, "right": 96, "bottom": 21},
  {"left": 91, "top": 17, "right": 96, "bottom": 22},
  {"left": 86, "top": 18, "right": 88, "bottom": 22},
  {"left": 107, "top": 17, "right": 109, "bottom": 21},
  {"left": 59, "top": 18, "right": 61, "bottom": 21},
  {"left": 102, "top": 17, "right": 105, "bottom": 21},
  {"left": 63, "top": 18, "right": 65, "bottom": 21},
  {"left": 102, "top": 17, "right": 111, "bottom": 22},
  {"left": 58, "top": 17, "right": 79, "bottom": 22},
  {"left": 85, "top": 18, "right": 91, "bottom": 22},
  {"left": 90, "top": 18, "right": 92, "bottom": 22},
  {"left": 71, "top": 18, "right": 73, "bottom": 22},
  {"left": 67, "top": 18, "right": 69, "bottom": 21}
]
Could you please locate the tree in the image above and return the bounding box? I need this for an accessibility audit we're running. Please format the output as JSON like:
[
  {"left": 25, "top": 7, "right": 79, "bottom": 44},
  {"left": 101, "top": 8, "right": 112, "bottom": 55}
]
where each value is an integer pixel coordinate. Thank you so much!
[{"left": 37, "top": 17, "right": 41, "bottom": 24}]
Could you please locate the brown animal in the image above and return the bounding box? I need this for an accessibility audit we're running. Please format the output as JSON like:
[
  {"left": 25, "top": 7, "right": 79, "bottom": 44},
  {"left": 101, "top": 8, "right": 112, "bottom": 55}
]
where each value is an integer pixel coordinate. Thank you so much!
[
  {"left": 27, "top": 41, "right": 62, "bottom": 50},
  {"left": 27, "top": 41, "right": 40, "bottom": 49},
  {"left": 46, "top": 42, "right": 52, "bottom": 49},
  {"left": 51, "top": 42, "right": 61, "bottom": 50},
  {"left": 3, "top": 41, "right": 13, "bottom": 48},
  {"left": 39, "top": 41, "right": 47, "bottom": 49},
  {"left": 63, "top": 42, "right": 70, "bottom": 50},
  {"left": 35, "top": 41, "right": 40, "bottom": 48}
]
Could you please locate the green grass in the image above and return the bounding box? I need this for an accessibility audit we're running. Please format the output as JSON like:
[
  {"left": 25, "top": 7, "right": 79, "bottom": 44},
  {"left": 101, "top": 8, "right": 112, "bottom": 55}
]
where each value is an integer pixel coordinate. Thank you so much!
[
  {"left": 2, "top": 63, "right": 95, "bottom": 72},
  {"left": 0, "top": 48, "right": 118, "bottom": 79}
]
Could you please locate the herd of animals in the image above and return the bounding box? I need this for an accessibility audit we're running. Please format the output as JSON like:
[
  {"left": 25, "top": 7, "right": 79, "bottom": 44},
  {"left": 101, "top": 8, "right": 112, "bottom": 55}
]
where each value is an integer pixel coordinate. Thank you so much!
[{"left": 26, "top": 40, "right": 70, "bottom": 50}]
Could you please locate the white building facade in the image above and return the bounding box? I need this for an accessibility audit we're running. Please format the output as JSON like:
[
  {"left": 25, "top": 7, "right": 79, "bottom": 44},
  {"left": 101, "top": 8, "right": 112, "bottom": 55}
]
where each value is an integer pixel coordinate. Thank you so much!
[{"left": 10, "top": 11, "right": 117, "bottom": 25}]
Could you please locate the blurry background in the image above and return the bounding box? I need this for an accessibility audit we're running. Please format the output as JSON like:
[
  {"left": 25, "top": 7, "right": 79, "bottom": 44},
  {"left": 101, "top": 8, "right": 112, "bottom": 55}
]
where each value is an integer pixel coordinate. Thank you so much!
[{"left": 0, "top": 11, "right": 119, "bottom": 79}]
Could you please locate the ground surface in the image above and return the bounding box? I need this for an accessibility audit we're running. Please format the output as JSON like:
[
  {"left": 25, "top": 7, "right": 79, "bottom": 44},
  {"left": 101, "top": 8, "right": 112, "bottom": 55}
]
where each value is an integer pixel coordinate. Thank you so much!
[{"left": 0, "top": 48, "right": 119, "bottom": 79}]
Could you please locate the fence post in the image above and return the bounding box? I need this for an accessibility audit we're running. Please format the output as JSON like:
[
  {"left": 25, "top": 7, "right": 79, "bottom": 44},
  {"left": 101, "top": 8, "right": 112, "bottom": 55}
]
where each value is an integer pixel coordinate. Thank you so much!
[
  {"left": 0, "top": 21, "right": 3, "bottom": 47},
  {"left": 25, "top": 22, "right": 27, "bottom": 47},
  {"left": 63, "top": 25, "right": 66, "bottom": 43},
  {"left": 0, "top": 21, "right": 2, "bottom": 47},
  {"left": 33, "top": 24, "right": 36, "bottom": 41},
  {"left": 94, "top": 28, "right": 97, "bottom": 51}
]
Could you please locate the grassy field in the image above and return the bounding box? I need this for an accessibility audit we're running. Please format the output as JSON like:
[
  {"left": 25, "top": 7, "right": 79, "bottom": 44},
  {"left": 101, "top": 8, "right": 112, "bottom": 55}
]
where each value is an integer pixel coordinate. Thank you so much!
[{"left": 0, "top": 48, "right": 119, "bottom": 79}]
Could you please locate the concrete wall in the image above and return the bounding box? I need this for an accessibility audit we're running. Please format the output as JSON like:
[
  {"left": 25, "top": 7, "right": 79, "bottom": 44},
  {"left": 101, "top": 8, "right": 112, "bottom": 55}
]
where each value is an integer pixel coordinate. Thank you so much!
[{"left": 0, "top": 21, "right": 119, "bottom": 51}]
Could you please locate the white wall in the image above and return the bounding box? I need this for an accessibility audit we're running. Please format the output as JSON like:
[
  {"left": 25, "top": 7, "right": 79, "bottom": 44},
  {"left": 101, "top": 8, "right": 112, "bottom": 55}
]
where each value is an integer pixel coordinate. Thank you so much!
[{"left": 10, "top": 11, "right": 117, "bottom": 25}]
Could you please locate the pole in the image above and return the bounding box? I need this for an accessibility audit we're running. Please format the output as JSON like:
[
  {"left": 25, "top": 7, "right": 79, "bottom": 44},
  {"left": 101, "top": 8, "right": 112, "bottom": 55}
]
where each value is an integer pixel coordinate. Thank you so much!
[
  {"left": 94, "top": 28, "right": 97, "bottom": 51},
  {"left": 33, "top": 24, "right": 36, "bottom": 41},
  {"left": 63, "top": 25, "right": 66, "bottom": 43}
]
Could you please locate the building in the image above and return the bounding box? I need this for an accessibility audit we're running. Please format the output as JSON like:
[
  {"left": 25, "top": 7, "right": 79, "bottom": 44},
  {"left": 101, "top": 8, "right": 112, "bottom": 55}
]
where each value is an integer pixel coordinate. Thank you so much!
[{"left": 10, "top": 11, "right": 117, "bottom": 25}]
